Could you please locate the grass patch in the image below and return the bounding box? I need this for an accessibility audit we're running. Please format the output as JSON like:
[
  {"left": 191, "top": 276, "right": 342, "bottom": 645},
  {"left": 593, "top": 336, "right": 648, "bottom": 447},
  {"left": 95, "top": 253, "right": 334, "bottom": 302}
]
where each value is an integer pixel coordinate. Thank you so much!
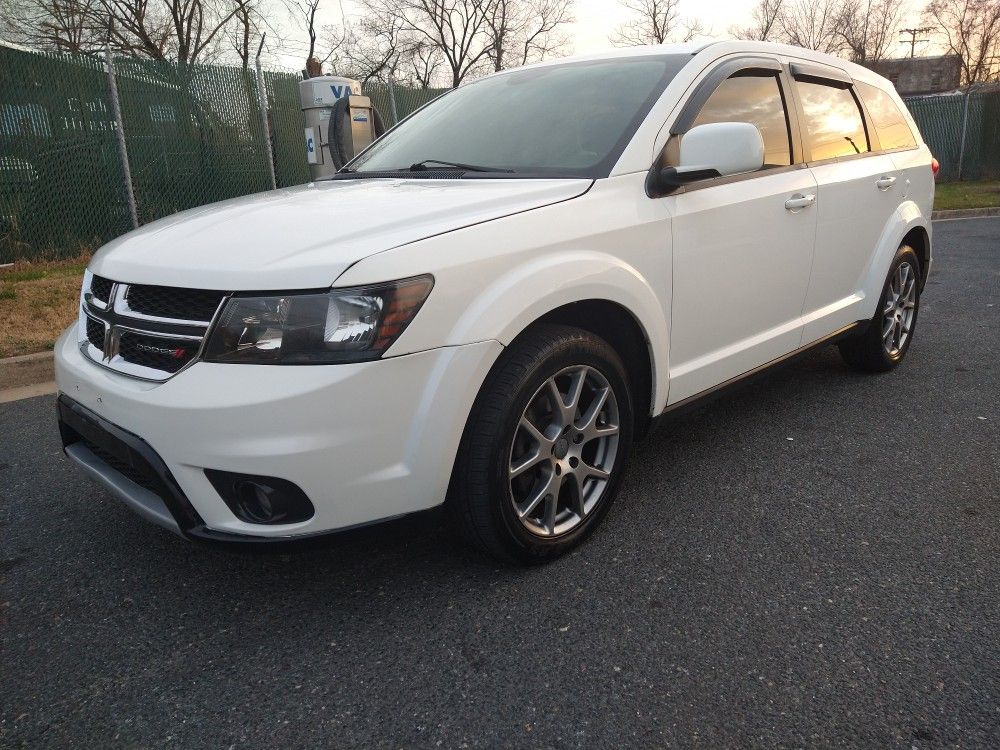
[
  {"left": 0, "top": 255, "right": 89, "bottom": 358},
  {"left": 934, "top": 180, "right": 1000, "bottom": 211}
]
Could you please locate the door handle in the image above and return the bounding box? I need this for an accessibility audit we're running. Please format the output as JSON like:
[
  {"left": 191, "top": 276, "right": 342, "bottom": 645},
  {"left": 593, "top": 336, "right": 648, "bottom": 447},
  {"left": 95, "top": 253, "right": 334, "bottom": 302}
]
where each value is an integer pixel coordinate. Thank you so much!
[
  {"left": 784, "top": 193, "right": 816, "bottom": 211},
  {"left": 876, "top": 175, "right": 897, "bottom": 190}
]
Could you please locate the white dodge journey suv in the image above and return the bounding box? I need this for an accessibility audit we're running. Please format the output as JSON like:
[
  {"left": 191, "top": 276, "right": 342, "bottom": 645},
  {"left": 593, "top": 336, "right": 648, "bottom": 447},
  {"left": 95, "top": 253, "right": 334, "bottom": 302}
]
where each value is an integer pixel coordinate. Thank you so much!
[{"left": 56, "top": 41, "right": 934, "bottom": 561}]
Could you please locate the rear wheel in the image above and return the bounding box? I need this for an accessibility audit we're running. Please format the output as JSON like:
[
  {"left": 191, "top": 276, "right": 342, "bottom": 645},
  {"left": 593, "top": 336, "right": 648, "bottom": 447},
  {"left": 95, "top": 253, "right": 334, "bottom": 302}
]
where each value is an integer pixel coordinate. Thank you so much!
[
  {"left": 448, "top": 325, "right": 634, "bottom": 562},
  {"left": 839, "top": 245, "right": 921, "bottom": 372}
]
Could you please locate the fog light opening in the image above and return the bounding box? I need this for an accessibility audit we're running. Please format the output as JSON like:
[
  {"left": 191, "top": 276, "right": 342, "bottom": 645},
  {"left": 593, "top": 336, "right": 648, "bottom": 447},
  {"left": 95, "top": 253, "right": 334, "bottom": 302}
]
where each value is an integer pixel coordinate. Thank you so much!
[
  {"left": 205, "top": 470, "right": 315, "bottom": 525},
  {"left": 235, "top": 480, "right": 277, "bottom": 523}
]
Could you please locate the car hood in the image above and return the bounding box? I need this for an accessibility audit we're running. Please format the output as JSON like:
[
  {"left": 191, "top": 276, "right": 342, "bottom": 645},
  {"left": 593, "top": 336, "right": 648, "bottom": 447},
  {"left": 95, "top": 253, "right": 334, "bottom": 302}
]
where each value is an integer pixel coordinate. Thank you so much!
[{"left": 90, "top": 178, "right": 592, "bottom": 290}]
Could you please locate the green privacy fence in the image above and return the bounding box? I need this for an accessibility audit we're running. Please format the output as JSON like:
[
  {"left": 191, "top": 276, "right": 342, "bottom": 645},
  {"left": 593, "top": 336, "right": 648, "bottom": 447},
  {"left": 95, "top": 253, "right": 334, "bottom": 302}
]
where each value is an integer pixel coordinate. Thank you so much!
[
  {"left": 903, "top": 90, "right": 1000, "bottom": 182},
  {"left": 0, "top": 42, "right": 447, "bottom": 263},
  {"left": 0, "top": 47, "right": 131, "bottom": 261}
]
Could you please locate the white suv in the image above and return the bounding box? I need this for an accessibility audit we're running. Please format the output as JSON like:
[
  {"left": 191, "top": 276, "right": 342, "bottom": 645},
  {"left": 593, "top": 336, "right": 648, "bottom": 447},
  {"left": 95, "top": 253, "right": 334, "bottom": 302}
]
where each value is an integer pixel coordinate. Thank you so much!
[{"left": 55, "top": 41, "right": 934, "bottom": 561}]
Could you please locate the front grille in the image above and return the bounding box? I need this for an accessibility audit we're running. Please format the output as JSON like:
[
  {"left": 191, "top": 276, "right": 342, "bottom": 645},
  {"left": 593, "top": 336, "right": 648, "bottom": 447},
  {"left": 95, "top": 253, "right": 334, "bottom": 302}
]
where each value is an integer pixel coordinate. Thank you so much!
[
  {"left": 90, "top": 275, "right": 113, "bottom": 303},
  {"left": 124, "top": 284, "right": 226, "bottom": 322},
  {"left": 85, "top": 316, "right": 105, "bottom": 350},
  {"left": 79, "top": 277, "right": 228, "bottom": 380},
  {"left": 118, "top": 330, "right": 197, "bottom": 374}
]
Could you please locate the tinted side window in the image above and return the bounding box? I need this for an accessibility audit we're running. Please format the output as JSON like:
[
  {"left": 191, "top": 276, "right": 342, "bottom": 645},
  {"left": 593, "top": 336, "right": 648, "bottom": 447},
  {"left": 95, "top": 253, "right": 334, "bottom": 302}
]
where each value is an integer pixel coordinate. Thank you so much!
[
  {"left": 691, "top": 72, "right": 792, "bottom": 167},
  {"left": 795, "top": 79, "right": 870, "bottom": 161},
  {"left": 856, "top": 81, "right": 917, "bottom": 151}
]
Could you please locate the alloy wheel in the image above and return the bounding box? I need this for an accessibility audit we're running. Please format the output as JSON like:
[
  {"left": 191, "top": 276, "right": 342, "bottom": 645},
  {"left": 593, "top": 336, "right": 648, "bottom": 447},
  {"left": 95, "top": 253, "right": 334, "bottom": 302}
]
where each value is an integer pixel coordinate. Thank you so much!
[
  {"left": 882, "top": 261, "right": 917, "bottom": 357},
  {"left": 508, "top": 365, "right": 620, "bottom": 537}
]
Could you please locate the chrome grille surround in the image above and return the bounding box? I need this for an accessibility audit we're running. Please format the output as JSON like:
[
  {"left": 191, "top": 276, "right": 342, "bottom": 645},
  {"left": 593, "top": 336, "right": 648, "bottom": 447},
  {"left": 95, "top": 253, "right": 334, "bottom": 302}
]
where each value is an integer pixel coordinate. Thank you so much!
[{"left": 79, "top": 271, "right": 229, "bottom": 382}]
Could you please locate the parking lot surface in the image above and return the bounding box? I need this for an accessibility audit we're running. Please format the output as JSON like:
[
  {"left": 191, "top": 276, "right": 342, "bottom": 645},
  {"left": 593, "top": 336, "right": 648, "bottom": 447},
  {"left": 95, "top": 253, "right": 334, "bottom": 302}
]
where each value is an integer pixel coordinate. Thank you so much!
[{"left": 1, "top": 218, "right": 998, "bottom": 748}]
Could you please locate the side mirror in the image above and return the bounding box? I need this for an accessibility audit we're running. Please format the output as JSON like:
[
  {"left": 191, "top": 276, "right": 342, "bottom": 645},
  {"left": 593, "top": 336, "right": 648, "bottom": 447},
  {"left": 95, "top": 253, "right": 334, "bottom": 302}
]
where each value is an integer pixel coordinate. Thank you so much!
[{"left": 649, "top": 122, "right": 765, "bottom": 196}]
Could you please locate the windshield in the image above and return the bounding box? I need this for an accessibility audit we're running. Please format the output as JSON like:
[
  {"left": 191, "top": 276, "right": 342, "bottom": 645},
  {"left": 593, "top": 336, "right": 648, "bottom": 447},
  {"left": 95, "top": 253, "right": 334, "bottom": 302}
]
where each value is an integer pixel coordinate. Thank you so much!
[{"left": 348, "top": 56, "right": 690, "bottom": 178}]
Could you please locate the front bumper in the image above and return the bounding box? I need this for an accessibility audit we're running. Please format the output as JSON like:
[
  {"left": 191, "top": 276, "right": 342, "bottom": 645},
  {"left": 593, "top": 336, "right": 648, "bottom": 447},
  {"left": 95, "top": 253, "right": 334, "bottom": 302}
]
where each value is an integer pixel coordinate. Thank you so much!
[{"left": 54, "top": 327, "right": 502, "bottom": 542}]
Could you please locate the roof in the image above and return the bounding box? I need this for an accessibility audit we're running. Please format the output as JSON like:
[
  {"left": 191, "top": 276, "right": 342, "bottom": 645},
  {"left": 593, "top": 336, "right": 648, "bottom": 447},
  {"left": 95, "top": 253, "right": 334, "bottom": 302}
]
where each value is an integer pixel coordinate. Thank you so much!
[{"left": 490, "top": 40, "right": 893, "bottom": 87}]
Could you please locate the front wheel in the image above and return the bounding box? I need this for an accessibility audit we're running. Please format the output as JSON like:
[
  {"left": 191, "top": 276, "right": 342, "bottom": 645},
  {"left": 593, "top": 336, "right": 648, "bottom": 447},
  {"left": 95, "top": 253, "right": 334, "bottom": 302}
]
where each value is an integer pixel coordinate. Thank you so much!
[
  {"left": 448, "top": 325, "right": 634, "bottom": 562},
  {"left": 839, "top": 245, "right": 922, "bottom": 372}
]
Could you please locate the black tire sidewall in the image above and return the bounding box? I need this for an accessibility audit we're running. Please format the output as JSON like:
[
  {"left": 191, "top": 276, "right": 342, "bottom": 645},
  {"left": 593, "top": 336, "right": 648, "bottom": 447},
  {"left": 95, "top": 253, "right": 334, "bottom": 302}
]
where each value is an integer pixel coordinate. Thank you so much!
[{"left": 485, "top": 332, "right": 634, "bottom": 560}]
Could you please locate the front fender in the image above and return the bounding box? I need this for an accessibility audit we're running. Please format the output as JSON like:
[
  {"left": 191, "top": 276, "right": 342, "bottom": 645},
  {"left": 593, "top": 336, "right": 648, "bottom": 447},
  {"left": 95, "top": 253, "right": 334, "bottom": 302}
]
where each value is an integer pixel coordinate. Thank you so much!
[{"left": 449, "top": 251, "right": 670, "bottom": 413}]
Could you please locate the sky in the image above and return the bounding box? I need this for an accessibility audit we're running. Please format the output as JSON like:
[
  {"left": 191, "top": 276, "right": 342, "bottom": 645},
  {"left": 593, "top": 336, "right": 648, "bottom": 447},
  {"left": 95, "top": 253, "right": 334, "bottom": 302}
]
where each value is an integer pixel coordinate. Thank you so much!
[{"left": 276, "top": 0, "right": 930, "bottom": 73}]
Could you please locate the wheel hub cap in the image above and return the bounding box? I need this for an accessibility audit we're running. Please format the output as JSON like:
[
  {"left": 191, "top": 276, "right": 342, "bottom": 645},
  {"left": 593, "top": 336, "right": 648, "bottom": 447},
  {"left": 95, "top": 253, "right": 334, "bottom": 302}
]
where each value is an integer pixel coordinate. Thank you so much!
[{"left": 553, "top": 437, "right": 570, "bottom": 459}]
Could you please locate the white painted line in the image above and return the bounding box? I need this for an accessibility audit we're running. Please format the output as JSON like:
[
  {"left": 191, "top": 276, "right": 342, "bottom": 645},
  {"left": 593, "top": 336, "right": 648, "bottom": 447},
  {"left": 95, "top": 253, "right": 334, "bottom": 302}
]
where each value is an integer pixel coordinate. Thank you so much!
[{"left": 0, "top": 381, "right": 57, "bottom": 404}]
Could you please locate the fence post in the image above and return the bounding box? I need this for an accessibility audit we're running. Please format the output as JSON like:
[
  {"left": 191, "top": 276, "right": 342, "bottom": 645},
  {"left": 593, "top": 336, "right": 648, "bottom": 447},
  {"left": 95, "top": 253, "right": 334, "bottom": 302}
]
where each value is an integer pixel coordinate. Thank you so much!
[
  {"left": 255, "top": 55, "right": 278, "bottom": 191},
  {"left": 105, "top": 48, "right": 139, "bottom": 229},
  {"left": 387, "top": 77, "right": 400, "bottom": 125},
  {"left": 957, "top": 85, "right": 978, "bottom": 181}
]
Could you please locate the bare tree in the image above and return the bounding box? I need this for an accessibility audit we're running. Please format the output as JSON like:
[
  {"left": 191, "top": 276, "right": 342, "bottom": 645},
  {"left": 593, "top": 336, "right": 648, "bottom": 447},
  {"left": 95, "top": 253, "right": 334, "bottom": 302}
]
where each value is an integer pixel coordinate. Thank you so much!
[
  {"left": 228, "top": 0, "right": 282, "bottom": 68},
  {"left": 284, "top": 0, "right": 345, "bottom": 72},
  {"left": 924, "top": 0, "right": 1000, "bottom": 84},
  {"left": 99, "top": 0, "right": 175, "bottom": 60},
  {"left": 358, "top": 0, "right": 497, "bottom": 87},
  {"left": 611, "top": 0, "right": 704, "bottom": 46},
  {"left": 0, "top": 0, "right": 101, "bottom": 52},
  {"left": 837, "top": 0, "right": 905, "bottom": 64},
  {"left": 730, "top": 0, "right": 783, "bottom": 41},
  {"left": 404, "top": 38, "right": 444, "bottom": 86},
  {"left": 99, "top": 0, "right": 239, "bottom": 63},
  {"left": 612, "top": 0, "right": 675, "bottom": 45},
  {"left": 330, "top": 8, "right": 407, "bottom": 85},
  {"left": 778, "top": 0, "right": 843, "bottom": 53},
  {"left": 484, "top": 0, "right": 573, "bottom": 72}
]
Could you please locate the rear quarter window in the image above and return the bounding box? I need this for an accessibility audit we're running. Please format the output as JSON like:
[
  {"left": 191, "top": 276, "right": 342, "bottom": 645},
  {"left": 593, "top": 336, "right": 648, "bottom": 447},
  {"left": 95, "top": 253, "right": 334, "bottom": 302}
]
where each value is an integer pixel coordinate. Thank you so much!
[{"left": 855, "top": 81, "right": 918, "bottom": 151}]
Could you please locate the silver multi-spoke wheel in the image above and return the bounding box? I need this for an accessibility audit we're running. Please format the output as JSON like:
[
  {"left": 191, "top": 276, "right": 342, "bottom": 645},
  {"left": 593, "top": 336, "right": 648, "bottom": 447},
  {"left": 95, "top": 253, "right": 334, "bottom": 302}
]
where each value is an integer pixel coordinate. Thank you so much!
[
  {"left": 882, "top": 260, "right": 917, "bottom": 357},
  {"left": 508, "top": 365, "right": 620, "bottom": 537}
]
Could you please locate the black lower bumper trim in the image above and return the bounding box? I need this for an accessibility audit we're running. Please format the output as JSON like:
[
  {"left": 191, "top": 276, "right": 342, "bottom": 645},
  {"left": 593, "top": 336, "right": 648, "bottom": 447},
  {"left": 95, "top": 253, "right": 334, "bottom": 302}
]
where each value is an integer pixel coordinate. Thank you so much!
[{"left": 57, "top": 395, "right": 339, "bottom": 550}]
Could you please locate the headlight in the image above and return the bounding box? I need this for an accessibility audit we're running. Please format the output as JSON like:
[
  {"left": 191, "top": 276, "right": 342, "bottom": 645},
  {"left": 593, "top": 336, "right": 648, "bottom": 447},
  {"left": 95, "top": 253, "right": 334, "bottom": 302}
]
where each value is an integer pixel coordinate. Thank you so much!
[{"left": 203, "top": 275, "right": 433, "bottom": 364}]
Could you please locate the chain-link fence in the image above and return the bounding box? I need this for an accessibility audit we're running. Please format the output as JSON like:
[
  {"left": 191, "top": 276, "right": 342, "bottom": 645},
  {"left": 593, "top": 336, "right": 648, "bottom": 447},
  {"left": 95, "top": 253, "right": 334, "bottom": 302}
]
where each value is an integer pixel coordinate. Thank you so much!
[
  {"left": 0, "top": 42, "right": 449, "bottom": 263},
  {"left": 0, "top": 46, "right": 131, "bottom": 262},
  {"left": 903, "top": 89, "right": 1000, "bottom": 182}
]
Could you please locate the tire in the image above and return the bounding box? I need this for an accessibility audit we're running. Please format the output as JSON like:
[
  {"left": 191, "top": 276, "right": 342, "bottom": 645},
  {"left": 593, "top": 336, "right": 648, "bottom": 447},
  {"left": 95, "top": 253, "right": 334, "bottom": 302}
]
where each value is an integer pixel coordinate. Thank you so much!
[
  {"left": 448, "top": 324, "right": 635, "bottom": 562},
  {"left": 838, "top": 245, "right": 922, "bottom": 373}
]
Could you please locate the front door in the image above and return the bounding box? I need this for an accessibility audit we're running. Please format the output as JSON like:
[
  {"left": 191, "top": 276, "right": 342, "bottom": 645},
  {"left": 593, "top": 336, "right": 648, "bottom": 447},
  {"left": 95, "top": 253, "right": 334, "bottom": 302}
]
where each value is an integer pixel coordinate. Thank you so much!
[{"left": 662, "top": 65, "right": 818, "bottom": 405}]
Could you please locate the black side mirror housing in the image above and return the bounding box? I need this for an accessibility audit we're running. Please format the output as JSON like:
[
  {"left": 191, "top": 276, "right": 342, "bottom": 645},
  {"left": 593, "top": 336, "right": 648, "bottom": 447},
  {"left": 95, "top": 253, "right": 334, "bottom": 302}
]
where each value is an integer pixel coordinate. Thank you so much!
[{"left": 645, "top": 166, "right": 721, "bottom": 198}]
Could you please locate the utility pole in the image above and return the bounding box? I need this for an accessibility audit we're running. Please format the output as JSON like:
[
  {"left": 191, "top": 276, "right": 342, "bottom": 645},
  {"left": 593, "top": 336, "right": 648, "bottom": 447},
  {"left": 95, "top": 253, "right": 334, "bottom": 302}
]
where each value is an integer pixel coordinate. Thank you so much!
[{"left": 899, "top": 27, "right": 932, "bottom": 57}]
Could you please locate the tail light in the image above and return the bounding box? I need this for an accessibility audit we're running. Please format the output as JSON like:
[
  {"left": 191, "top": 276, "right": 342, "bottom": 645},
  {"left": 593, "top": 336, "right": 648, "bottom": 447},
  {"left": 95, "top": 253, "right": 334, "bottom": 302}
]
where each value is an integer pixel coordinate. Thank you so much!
[{"left": 931, "top": 157, "right": 940, "bottom": 178}]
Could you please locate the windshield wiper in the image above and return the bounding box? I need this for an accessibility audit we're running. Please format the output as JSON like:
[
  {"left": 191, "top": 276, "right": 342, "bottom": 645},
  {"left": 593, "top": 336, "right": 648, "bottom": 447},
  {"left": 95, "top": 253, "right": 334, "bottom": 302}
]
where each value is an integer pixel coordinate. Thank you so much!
[{"left": 407, "top": 159, "right": 515, "bottom": 173}]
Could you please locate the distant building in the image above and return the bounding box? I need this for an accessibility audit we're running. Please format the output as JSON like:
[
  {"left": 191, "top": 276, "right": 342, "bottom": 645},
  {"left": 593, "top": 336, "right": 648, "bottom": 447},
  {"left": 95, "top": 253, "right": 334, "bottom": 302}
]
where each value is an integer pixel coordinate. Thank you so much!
[{"left": 863, "top": 55, "right": 963, "bottom": 96}]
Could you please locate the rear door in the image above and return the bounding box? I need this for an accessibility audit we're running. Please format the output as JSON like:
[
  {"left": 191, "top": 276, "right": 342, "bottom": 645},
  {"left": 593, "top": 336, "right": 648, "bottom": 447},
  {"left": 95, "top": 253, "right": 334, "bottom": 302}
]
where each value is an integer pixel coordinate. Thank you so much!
[
  {"left": 662, "top": 58, "right": 819, "bottom": 405},
  {"left": 790, "top": 64, "right": 904, "bottom": 343},
  {"left": 856, "top": 80, "right": 933, "bottom": 223}
]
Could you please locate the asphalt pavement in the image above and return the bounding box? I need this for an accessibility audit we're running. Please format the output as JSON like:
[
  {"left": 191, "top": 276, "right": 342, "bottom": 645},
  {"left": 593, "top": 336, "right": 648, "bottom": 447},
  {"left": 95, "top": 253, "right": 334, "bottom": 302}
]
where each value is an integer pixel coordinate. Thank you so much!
[{"left": 1, "top": 218, "right": 998, "bottom": 748}]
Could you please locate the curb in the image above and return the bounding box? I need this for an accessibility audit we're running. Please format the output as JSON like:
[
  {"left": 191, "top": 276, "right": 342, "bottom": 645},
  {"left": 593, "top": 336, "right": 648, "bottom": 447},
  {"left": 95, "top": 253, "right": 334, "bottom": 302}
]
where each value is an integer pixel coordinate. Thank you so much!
[
  {"left": 0, "top": 350, "right": 55, "bottom": 390},
  {"left": 932, "top": 207, "right": 1000, "bottom": 220}
]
